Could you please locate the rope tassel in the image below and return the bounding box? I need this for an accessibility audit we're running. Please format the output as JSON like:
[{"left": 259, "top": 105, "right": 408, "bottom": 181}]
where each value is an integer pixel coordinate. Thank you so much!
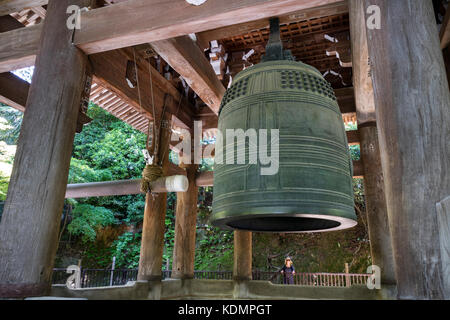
[{"left": 140, "top": 164, "right": 164, "bottom": 193}]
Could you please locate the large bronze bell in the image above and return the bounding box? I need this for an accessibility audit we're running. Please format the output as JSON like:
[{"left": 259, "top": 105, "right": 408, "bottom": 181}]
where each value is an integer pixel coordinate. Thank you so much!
[{"left": 211, "top": 19, "right": 357, "bottom": 233}]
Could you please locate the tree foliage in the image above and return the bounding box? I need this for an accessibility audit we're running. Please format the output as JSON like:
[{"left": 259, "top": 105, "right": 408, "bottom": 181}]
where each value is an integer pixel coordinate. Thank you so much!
[
  {"left": 65, "top": 103, "right": 148, "bottom": 244},
  {"left": 0, "top": 105, "right": 21, "bottom": 201},
  {"left": 67, "top": 204, "right": 117, "bottom": 242}
]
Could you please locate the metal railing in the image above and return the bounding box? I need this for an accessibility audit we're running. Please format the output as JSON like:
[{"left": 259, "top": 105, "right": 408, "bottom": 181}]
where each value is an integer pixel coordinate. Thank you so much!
[
  {"left": 52, "top": 268, "right": 371, "bottom": 288},
  {"left": 52, "top": 268, "right": 138, "bottom": 288},
  {"left": 293, "top": 272, "right": 371, "bottom": 287}
]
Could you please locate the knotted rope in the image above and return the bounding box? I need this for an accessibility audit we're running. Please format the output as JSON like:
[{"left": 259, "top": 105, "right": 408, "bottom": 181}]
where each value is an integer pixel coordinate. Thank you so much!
[{"left": 140, "top": 164, "right": 163, "bottom": 193}]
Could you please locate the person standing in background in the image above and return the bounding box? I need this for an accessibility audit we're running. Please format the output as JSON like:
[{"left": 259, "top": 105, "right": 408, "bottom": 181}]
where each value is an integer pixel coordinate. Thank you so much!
[{"left": 281, "top": 257, "right": 296, "bottom": 285}]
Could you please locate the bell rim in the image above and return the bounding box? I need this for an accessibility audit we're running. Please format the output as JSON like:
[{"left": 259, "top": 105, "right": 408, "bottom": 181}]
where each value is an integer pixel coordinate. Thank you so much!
[{"left": 211, "top": 209, "right": 357, "bottom": 233}]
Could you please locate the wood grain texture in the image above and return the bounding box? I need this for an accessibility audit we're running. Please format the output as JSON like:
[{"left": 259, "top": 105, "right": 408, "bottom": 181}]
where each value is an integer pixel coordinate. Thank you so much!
[
  {"left": 359, "top": 126, "right": 396, "bottom": 285},
  {"left": 346, "top": 129, "right": 360, "bottom": 145},
  {"left": 364, "top": 0, "right": 450, "bottom": 300},
  {"left": 196, "top": 1, "right": 348, "bottom": 50},
  {"left": 436, "top": 196, "right": 450, "bottom": 298},
  {"left": 0, "top": 23, "right": 41, "bottom": 73},
  {"left": 195, "top": 170, "right": 213, "bottom": 187},
  {"left": 151, "top": 36, "right": 225, "bottom": 114},
  {"left": 151, "top": 36, "right": 226, "bottom": 114},
  {"left": 74, "top": 0, "right": 343, "bottom": 54},
  {"left": 0, "top": 0, "right": 47, "bottom": 15},
  {"left": 0, "top": 0, "right": 343, "bottom": 70},
  {"left": 0, "top": 14, "right": 25, "bottom": 32},
  {"left": 233, "top": 231, "right": 252, "bottom": 281},
  {"left": 0, "top": 72, "right": 29, "bottom": 112},
  {"left": 0, "top": 0, "right": 348, "bottom": 74},
  {"left": 137, "top": 109, "right": 173, "bottom": 281},
  {"left": 335, "top": 87, "right": 357, "bottom": 114},
  {"left": 90, "top": 48, "right": 193, "bottom": 129},
  {"left": 349, "top": 0, "right": 376, "bottom": 124},
  {"left": 0, "top": 0, "right": 88, "bottom": 298},
  {"left": 171, "top": 163, "right": 199, "bottom": 279},
  {"left": 351, "top": 159, "right": 363, "bottom": 178},
  {"left": 349, "top": 0, "right": 395, "bottom": 285}
]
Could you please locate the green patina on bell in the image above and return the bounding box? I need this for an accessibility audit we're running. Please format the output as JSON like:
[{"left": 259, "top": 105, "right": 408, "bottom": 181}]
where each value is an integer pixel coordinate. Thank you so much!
[{"left": 211, "top": 18, "right": 357, "bottom": 233}]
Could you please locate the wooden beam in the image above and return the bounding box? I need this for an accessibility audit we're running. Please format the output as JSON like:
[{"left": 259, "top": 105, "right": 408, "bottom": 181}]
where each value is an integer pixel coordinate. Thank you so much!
[
  {"left": 195, "top": 170, "right": 213, "bottom": 187},
  {"left": 0, "top": 14, "right": 34, "bottom": 73},
  {"left": 74, "top": 0, "right": 344, "bottom": 54},
  {"left": 89, "top": 48, "right": 193, "bottom": 129},
  {"left": 0, "top": 0, "right": 344, "bottom": 71},
  {"left": 441, "top": 6, "right": 450, "bottom": 49},
  {"left": 0, "top": 14, "right": 24, "bottom": 32},
  {"left": 346, "top": 129, "right": 360, "bottom": 145},
  {"left": 0, "top": 0, "right": 89, "bottom": 298},
  {"left": 335, "top": 87, "right": 356, "bottom": 114},
  {"left": 351, "top": 159, "right": 363, "bottom": 178},
  {"left": 0, "top": 72, "right": 29, "bottom": 112},
  {"left": 0, "top": 15, "right": 194, "bottom": 132},
  {"left": 365, "top": 0, "right": 450, "bottom": 299},
  {"left": 0, "top": 23, "right": 41, "bottom": 73},
  {"left": 0, "top": 0, "right": 47, "bottom": 16},
  {"left": 0, "top": 74, "right": 190, "bottom": 178},
  {"left": 349, "top": 1, "right": 375, "bottom": 124},
  {"left": 65, "top": 174, "right": 188, "bottom": 198},
  {"left": 64, "top": 169, "right": 219, "bottom": 199},
  {"left": 334, "top": 87, "right": 354, "bottom": 99},
  {"left": 195, "top": 110, "right": 218, "bottom": 130},
  {"left": 0, "top": 0, "right": 97, "bottom": 16},
  {"left": 0, "top": 39, "right": 195, "bottom": 129},
  {"left": 151, "top": 36, "right": 225, "bottom": 114},
  {"left": 349, "top": 0, "right": 395, "bottom": 285},
  {"left": 196, "top": 1, "right": 348, "bottom": 49}
]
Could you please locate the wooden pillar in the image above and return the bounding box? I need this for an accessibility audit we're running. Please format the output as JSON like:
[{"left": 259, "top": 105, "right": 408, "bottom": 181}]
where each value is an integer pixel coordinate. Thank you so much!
[
  {"left": 0, "top": 0, "right": 89, "bottom": 298},
  {"left": 137, "top": 112, "right": 172, "bottom": 281},
  {"left": 349, "top": 0, "right": 396, "bottom": 285},
  {"left": 233, "top": 231, "right": 252, "bottom": 281},
  {"left": 364, "top": 0, "right": 450, "bottom": 299},
  {"left": 171, "top": 162, "right": 199, "bottom": 279},
  {"left": 359, "top": 125, "right": 396, "bottom": 285}
]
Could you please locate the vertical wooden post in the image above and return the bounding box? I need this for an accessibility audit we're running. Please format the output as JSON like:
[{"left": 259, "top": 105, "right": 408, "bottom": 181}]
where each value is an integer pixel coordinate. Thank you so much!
[
  {"left": 137, "top": 112, "right": 172, "bottom": 281},
  {"left": 349, "top": 0, "right": 396, "bottom": 285},
  {"left": 233, "top": 231, "right": 252, "bottom": 281},
  {"left": 364, "top": 0, "right": 450, "bottom": 299},
  {"left": 0, "top": 0, "right": 89, "bottom": 298},
  {"left": 359, "top": 125, "right": 396, "bottom": 284},
  {"left": 171, "top": 162, "right": 199, "bottom": 279},
  {"left": 345, "top": 263, "right": 351, "bottom": 287}
]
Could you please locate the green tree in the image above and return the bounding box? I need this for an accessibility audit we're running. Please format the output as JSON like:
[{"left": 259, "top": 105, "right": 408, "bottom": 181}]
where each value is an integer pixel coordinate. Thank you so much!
[
  {"left": 0, "top": 105, "right": 22, "bottom": 145},
  {"left": 65, "top": 104, "right": 148, "bottom": 243},
  {"left": 67, "top": 204, "right": 117, "bottom": 242},
  {"left": 0, "top": 105, "right": 21, "bottom": 201}
]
